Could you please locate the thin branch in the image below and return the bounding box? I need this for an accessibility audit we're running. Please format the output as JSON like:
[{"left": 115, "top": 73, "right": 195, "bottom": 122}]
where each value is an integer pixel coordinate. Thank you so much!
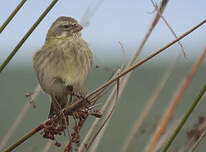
[
  {"left": 82, "top": 1, "right": 170, "bottom": 147},
  {"left": 145, "top": 48, "right": 206, "bottom": 152},
  {"left": 118, "top": 41, "right": 126, "bottom": 69},
  {"left": 89, "top": 1, "right": 169, "bottom": 151},
  {"left": 79, "top": 69, "right": 122, "bottom": 152},
  {"left": 79, "top": 42, "right": 125, "bottom": 152},
  {"left": 162, "top": 73, "right": 206, "bottom": 151},
  {"left": 178, "top": 136, "right": 196, "bottom": 152},
  {"left": 2, "top": 121, "right": 47, "bottom": 152},
  {"left": 79, "top": 42, "right": 126, "bottom": 151},
  {"left": 151, "top": 0, "right": 186, "bottom": 57},
  {"left": 0, "top": 0, "right": 27, "bottom": 33},
  {"left": 0, "top": 85, "right": 41, "bottom": 151},
  {"left": 63, "top": 71, "right": 119, "bottom": 152},
  {"left": 42, "top": 140, "right": 53, "bottom": 152},
  {"left": 189, "top": 129, "right": 206, "bottom": 152},
  {"left": 78, "top": 5, "right": 168, "bottom": 140},
  {"left": 86, "top": 78, "right": 120, "bottom": 152},
  {"left": 126, "top": 0, "right": 169, "bottom": 68},
  {"left": 178, "top": 115, "right": 206, "bottom": 152},
  {"left": 115, "top": 4, "right": 170, "bottom": 143},
  {"left": 154, "top": 119, "right": 180, "bottom": 152},
  {"left": 89, "top": 73, "right": 121, "bottom": 152},
  {"left": 0, "top": 102, "right": 31, "bottom": 151},
  {"left": 0, "top": 0, "right": 59, "bottom": 73},
  {"left": 80, "top": 14, "right": 171, "bottom": 148},
  {"left": 84, "top": 19, "right": 206, "bottom": 103},
  {"left": 113, "top": 4, "right": 171, "bottom": 150},
  {"left": 120, "top": 54, "right": 181, "bottom": 152}
]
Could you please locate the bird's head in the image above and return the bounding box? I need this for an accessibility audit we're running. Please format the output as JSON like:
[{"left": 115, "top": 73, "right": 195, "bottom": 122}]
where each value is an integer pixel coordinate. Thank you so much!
[{"left": 46, "top": 16, "right": 83, "bottom": 40}]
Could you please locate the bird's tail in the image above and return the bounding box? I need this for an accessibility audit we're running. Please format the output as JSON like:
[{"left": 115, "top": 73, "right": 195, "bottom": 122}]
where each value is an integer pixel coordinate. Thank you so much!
[{"left": 48, "top": 95, "right": 68, "bottom": 118}]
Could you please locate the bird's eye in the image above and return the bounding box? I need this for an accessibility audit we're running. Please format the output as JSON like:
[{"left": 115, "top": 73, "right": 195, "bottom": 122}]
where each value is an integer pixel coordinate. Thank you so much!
[{"left": 63, "top": 25, "right": 69, "bottom": 28}]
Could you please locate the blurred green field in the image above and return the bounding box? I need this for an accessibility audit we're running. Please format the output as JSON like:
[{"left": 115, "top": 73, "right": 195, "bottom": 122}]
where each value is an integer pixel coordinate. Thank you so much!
[{"left": 0, "top": 61, "right": 206, "bottom": 152}]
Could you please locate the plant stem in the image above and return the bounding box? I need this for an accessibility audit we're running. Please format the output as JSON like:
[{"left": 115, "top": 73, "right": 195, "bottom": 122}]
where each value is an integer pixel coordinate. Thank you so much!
[
  {"left": 0, "top": 0, "right": 59, "bottom": 73},
  {"left": 86, "top": 19, "right": 206, "bottom": 100},
  {"left": 162, "top": 84, "right": 206, "bottom": 152},
  {"left": 0, "top": 0, "right": 27, "bottom": 33},
  {"left": 3, "top": 123, "right": 44, "bottom": 152}
]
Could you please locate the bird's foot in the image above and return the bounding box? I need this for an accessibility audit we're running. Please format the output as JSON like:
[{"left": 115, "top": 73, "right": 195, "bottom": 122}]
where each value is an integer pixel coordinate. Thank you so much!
[{"left": 72, "top": 92, "right": 90, "bottom": 105}]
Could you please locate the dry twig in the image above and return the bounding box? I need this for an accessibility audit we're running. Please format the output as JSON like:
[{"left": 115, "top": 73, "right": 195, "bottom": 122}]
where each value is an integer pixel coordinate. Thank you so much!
[
  {"left": 189, "top": 129, "right": 206, "bottom": 152},
  {"left": 79, "top": 41, "right": 126, "bottom": 152},
  {"left": 151, "top": 0, "right": 186, "bottom": 57},
  {"left": 121, "top": 54, "right": 181, "bottom": 152},
  {"left": 86, "top": 78, "right": 120, "bottom": 152},
  {"left": 42, "top": 140, "right": 53, "bottom": 152},
  {"left": 0, "top": 85, "right": 40, "bottom": 151}
]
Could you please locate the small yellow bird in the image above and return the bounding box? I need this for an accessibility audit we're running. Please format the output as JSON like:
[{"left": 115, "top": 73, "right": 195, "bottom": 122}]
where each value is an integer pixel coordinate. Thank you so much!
[{"left": 33, "top": 16, "right": 93, "bottom": 118}]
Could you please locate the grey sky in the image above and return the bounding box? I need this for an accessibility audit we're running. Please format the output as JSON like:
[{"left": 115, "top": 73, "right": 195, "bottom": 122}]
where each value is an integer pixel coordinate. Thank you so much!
[{"left": 0, "top": 0, "right": 206, "bottom": 64}]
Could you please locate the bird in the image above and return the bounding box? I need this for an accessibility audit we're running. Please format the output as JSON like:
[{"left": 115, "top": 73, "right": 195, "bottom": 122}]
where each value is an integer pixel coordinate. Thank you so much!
[{"left": 32, "top": 16, "right": 93, "bottom": 118}]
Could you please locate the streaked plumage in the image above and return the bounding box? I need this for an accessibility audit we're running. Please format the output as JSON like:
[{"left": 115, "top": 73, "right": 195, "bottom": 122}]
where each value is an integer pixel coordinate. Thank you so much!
[{"left": 33, "top": 16, "right": 93, "bottom": 118}]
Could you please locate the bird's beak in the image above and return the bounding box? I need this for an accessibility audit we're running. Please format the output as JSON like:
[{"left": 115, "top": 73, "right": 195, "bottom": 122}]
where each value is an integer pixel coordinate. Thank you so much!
[{"left": 74, "top": 24, "right": 83, "bottom": 32}]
